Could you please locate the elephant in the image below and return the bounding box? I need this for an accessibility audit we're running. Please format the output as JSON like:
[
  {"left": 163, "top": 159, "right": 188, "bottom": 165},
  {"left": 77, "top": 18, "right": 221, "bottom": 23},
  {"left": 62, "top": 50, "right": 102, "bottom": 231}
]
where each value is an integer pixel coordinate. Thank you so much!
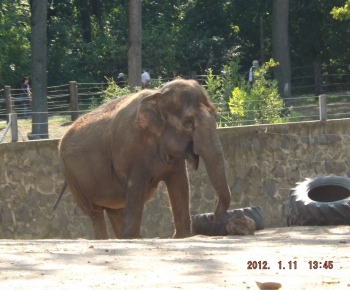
[{"left": 56, "top": 79, "right": 231, "bottom": 239}]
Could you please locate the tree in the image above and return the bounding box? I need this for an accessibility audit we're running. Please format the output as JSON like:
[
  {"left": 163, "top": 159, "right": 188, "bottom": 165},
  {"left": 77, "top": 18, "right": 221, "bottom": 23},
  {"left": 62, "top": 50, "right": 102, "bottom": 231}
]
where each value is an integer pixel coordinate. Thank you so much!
[
  {"left": 0, "top": 0, "right": 31, "bottom": 87},
  {"left": 46, "top": 0, "right": 129, "bottom": 85},
  {"left": 331, "top": 0, "right": 350, "bottom": 20},
  {"left": 128, "top": 0, "right": 142, "bottom": 89},
  {"left": 288, "top": 0, "right": 350, "bottom": 94},
  {"left": 2, "top": 0, "right": 349, "bottom": 93},
  {"left": 272, "top": 0, "right": 291, "bottom": 100},
  {"left": 176, "top": 0, "right": 235, "bottom": 74},
  {"left": 76, "top": 0, "right": 92, "bottom": 43},
  {"left": 30, "top": 0, "right": 48, "bottom": 138}
]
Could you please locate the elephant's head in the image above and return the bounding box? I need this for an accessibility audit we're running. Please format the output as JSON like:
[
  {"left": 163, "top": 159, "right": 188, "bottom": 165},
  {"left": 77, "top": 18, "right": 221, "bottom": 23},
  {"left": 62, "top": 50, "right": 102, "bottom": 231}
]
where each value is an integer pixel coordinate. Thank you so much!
[{"left": 136, "top": 79, "right": 231, "bottom": 223}]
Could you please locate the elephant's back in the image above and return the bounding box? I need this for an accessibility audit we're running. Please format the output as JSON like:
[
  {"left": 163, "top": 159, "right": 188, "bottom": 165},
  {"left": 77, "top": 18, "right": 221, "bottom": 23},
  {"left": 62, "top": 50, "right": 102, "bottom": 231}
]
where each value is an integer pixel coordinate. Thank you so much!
[{"left": 58, "top": 92, "right": 145, "bottom": 157}]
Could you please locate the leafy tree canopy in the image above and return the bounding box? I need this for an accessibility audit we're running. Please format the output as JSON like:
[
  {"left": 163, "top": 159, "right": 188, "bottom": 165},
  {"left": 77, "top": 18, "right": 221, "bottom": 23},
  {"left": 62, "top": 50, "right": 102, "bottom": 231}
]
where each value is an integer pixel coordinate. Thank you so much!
[
  {"left": 0, "top": 0, "right": 31, "bottom": 87},
  {"left": 331, "top": 0, "right": 350, "bottom": 20},
  {"left": 0, "top": 0, "right": 349, "bottom": 90}
]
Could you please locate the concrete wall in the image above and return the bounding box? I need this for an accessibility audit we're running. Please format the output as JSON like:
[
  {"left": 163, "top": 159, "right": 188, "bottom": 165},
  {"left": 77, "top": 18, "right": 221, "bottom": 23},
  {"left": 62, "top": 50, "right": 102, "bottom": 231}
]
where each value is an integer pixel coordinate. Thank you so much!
[{"left": 1, "top": 119, "right": 350, "bottom": 239}]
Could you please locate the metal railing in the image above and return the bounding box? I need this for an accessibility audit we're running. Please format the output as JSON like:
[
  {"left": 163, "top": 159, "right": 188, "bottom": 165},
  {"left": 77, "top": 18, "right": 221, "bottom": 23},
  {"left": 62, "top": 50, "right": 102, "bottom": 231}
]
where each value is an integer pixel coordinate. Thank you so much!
[{"left": 0, "top": 71, "right": 350, "bottom": 142}]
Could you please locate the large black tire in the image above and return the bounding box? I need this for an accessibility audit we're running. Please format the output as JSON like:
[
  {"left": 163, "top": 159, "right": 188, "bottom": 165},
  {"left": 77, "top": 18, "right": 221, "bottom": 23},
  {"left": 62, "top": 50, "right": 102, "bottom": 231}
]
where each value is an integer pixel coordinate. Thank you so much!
[
  {"left": 191, "top": 206, "right": 264, "bottom": 236},
  {"left": 285, "top": 175, "right": 350, "bottom": 226}
]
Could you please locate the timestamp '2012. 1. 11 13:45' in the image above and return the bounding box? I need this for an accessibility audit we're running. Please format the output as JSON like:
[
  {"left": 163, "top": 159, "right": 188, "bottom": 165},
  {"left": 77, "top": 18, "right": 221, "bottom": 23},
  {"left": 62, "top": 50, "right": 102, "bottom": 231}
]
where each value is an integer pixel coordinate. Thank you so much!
[{"left": 247, "top": 260, "right": 334, "bottom": 270}]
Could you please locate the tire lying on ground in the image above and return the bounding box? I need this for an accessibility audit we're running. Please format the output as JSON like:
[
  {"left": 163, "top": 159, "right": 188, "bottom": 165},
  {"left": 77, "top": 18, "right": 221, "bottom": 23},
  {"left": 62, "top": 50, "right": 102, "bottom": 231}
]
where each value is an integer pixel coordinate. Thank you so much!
[
  {"left": 191, "top": 206, "right": 264, "bottom": 236},
  {"left": 285, "top": 175, "right": 350, "bottom": 226}
]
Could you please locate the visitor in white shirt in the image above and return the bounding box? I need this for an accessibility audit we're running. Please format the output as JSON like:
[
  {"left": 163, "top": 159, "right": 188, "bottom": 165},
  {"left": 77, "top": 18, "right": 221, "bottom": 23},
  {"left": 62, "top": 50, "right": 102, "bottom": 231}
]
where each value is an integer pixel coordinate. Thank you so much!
[{"left": 141, "top": 69, "right": 151, "bottom": 88}]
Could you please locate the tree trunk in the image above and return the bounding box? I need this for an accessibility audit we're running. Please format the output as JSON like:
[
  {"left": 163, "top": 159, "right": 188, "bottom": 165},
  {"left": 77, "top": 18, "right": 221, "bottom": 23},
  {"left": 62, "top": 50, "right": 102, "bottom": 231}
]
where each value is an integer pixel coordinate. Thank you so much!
[
  {"left": 128, "top": 0, "right": 142, "bottom": 90},
  {"left": 260, "top": 15, "right": 265, "bottom": 64},
  {"left": 77, "top": 0, "right": 92, "bottom": 43},
  {"left": 91, "top": 0, "right": 102, "bottom": 29},
  {"left": 272, "top": 0, "right": 291, "bottom": 101},
  {"left": 30, "top": 0, "right": 48, "bottom": 139}
]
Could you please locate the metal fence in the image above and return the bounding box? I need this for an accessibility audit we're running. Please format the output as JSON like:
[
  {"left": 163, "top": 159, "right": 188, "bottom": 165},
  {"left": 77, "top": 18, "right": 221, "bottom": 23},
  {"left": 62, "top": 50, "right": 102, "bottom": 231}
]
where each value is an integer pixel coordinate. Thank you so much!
[
  {"left": 291, "top": 64, "right": 350, "bottom": 96},
  {"left": 0, "top": 67, "right": 350, "bottom": 142}
]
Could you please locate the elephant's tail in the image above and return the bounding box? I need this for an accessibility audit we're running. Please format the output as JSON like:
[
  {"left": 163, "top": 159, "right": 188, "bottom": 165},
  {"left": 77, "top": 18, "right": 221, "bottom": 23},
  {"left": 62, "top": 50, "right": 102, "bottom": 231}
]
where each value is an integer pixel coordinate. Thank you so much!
[{"left": 53, "top": 181, "right": 68, "bottom": 211}]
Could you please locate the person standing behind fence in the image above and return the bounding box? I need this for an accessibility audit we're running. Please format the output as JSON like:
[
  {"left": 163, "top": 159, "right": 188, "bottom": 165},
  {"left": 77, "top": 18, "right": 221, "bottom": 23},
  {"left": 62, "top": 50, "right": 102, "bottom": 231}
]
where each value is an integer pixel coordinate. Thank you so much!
[
  {"left": 116, "top": 72, "right": 125, "bottom": 88},
  {"left": 141, "top": 69, "right": 151, "bottom": 89},
  {"left": 248, "top": 60, "right": 259, "bottom": 88},
  {"left": 21, "top": 77, "right": 32, "bottom": 119}
]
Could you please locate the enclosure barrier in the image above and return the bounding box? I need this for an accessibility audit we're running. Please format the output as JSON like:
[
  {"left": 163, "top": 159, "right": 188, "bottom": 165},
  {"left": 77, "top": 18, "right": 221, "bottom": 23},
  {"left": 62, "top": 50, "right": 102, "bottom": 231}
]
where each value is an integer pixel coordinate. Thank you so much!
[
  {"left": 0, "top": 81, "right": 335, "bottom": 125},
  {"left": 0, "top": 113, "right": 18, "bottom": 143},
  {"left": 0, "top": 69, "right": 349, "bottom": 142}
]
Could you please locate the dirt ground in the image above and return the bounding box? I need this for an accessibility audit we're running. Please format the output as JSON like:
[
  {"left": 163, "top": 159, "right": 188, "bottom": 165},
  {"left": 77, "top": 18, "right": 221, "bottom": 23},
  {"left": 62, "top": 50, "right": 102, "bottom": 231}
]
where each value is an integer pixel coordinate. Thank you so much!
[
  {"left": 1, "top": 119, "right": 349, "bottom": 289},
  {"left": 0, "top": 226, "right": 349, "bottom": 290}
]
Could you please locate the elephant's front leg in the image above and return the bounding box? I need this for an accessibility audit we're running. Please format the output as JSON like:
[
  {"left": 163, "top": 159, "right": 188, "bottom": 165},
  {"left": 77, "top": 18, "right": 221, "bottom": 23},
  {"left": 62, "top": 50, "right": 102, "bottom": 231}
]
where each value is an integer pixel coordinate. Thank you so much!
[
  {"left": 120, "top": 168, "right": 149, "bottom": 239},
  {"left": 105, "top": 208, "right": 124, "bottom": 238},
  {"left": 165, "top": 160, "right": 191, "bottom": 238}
]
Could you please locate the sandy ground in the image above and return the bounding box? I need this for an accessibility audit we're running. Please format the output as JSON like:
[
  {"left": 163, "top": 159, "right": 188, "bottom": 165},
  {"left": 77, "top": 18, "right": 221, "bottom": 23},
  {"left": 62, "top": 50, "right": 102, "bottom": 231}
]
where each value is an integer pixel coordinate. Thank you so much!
[{"left": 0, "top": 226, "right": 349, "bottom": 290}]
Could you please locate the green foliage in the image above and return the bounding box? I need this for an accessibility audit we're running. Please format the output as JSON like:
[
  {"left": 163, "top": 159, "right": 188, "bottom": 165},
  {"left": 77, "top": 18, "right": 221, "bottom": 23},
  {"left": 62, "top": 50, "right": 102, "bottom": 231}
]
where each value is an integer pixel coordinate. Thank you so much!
[
  {"left": 0, "top": 0, "right": 31, "bottom": 87},
  {"left": 205, "top": 68, "right": 222, "bottom": 101},
  {"left": 331, "top": 1, "right": 350, "bottom": 20},
  {"left": 0, "top": 0, "right": 349, "bottom": 101},
  {"left": 220, "top": 61, "right": 245, "bottom": 102},
  {"left": 229, "top": 87, "right": 247, "bottom": 118},
  {"left": 290, "top": 0, "right": 350, "bottom": 68},
  {"left": 101, "top": 78, "right": 132, "bottom": 103},
  {"left": 236, "top": 59, "right": 285, "bottom": 124},
  {"left": 207, "top": 59, "right": 296, "bottom": 126},
  {"left": 89, "top": 77, "right": 132, "bottom": 110},
  {"left": 205, "top": 59, "right": 246, "bottom": 125},
  {"left": 47, "top": 0, "right": 128, "bottom": 85},
  {"left": 148, "top": 77, "right": 166, "bottom": 90}
]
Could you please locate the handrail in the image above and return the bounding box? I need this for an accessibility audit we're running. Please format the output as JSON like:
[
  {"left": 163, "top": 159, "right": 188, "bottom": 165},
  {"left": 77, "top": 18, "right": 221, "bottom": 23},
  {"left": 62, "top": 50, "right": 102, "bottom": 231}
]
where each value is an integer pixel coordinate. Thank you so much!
[{"left": 0, "top": 117, "right": 11, "bottom": 143}]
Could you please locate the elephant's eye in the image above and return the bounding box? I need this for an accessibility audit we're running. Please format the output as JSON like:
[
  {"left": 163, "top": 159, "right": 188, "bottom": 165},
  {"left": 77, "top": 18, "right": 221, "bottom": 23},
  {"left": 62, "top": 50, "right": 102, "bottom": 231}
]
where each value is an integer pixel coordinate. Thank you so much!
[{"left": 183, "top": 118, "right": 194, "bottom": 130}]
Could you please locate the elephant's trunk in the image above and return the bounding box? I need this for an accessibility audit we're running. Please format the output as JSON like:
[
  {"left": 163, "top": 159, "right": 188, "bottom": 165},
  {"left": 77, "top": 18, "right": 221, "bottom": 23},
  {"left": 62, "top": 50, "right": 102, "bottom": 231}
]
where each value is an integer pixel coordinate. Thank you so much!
[{"left": 194, "top": 125, "right": 231, "bottom": 222}]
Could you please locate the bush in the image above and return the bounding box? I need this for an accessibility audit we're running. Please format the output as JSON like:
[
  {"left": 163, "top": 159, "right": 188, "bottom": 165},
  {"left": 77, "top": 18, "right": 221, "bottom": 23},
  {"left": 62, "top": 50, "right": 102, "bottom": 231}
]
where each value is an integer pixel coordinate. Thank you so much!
[
  {"left": 206, "top": 59, "right": 296, "bottom": 126},
  {"left": 232, "top": 59, "right": 284, "bottom": 124},
  {"left": 89, "top": 77, "right": 132, "bottom": 110}
]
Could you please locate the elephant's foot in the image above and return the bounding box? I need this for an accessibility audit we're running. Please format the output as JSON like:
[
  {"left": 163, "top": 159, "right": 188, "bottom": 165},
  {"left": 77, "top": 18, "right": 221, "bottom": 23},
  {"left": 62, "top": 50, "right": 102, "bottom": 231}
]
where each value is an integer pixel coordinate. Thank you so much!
[
  {"left": 173, "top": 229, "right": 192, "bottom": 239},
  {"left": 94, "top": 234, "right": 109, "bottom": 240},
  {"left": 119, "top": 233, "right": 141, "bottom": 239},
  {"left": 93, "top": 227, "right": 109, "bottom": 239},
  {"left": 90, "top": 209, "right": 109, "bottom": 239},
  {"left": 120, "top": 225, "right": 141, "bottom": 239}
]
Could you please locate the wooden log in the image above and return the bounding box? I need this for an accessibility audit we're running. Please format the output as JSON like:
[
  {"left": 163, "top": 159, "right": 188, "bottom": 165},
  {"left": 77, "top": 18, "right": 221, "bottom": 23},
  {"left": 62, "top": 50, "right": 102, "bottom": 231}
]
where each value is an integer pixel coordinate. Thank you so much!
[
  {"left": 10, "top": 113, "right": 18, "bottom": 142},
  {"left": 5, "top": 86, "right": 12, "bottom": 123},
  {"left": 314, "top": 61, "right": 322, "bottom": 96},
  {"left": 69, "top": 81, "right": 79, "bottom": 121},
  {"left": 191, "top": 206, "right": 264, "bottom": 236}
]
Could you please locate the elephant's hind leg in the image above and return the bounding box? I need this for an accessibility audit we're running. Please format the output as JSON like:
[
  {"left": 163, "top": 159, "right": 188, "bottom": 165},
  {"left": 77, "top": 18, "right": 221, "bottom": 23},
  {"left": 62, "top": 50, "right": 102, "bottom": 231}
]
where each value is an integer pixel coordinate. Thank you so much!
[
  {"left": 90, "top": 208, "right": 109, "bottom": 239},
  {"left": 105, "top": 208, "right": 124, "bottom": 239}
]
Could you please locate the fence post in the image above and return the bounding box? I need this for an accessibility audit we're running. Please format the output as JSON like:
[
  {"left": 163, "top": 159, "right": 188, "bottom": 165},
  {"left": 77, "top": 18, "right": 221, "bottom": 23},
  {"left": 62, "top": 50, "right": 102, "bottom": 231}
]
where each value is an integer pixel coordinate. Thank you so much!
[
  {"left": 69, "top": 81, "right": 79, "bottom": 121},
  {"left": 190, "top": 71, "right": 197, "bottom": 81},
  {"left": 10, "top": 113, "right": 18, "bottom": 142},
  {"left": 5, "top": 86, "right": 12, "bottom": 123},
  {"left": 314, "top": 62, "right": 322, "bottom": 96},
  {"left": 319, "top": 94, "right": 327, "bottom": 121}
]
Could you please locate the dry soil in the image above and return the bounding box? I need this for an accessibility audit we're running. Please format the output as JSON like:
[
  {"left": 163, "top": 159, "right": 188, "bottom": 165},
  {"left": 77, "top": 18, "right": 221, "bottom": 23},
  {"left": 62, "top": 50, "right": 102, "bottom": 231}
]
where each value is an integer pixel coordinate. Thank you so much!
[{"left": 0, "top": 226, "right": 349, "bottom": 290}]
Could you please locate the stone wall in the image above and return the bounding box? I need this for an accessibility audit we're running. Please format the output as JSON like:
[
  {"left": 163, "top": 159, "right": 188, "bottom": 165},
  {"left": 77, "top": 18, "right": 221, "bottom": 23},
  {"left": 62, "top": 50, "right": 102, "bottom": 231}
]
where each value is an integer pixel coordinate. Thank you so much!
[{"left": 1, "top": 119, "right": 350, "bottom": 239}]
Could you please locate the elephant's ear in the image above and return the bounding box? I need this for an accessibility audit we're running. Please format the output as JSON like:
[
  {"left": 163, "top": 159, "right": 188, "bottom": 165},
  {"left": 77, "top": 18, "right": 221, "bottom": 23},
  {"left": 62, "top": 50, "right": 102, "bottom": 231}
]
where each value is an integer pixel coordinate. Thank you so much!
[{"left": 136, "top": 92, "right": 165, "bottom": 136}]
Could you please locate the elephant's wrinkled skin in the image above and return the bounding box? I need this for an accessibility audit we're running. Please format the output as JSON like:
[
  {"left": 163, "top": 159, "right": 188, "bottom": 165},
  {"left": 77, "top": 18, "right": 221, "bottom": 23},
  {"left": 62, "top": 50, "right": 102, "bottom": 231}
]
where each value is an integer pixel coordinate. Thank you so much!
[{"left": 58, "top": 79, "right": 231, "bottom": 239}]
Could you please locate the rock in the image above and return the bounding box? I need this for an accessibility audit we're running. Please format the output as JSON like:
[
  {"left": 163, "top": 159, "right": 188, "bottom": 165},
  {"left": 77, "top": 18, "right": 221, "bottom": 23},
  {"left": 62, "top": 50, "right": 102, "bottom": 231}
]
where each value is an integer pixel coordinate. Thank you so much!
[
  {"left": 27, "top": 132, "right": 42, "bottom": 140},
  {"left": 256, "top": 281, "right": 282, "bottom": 290},
  {"left": 225, "top": 209, "right": 256, "bottom": 235}
]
